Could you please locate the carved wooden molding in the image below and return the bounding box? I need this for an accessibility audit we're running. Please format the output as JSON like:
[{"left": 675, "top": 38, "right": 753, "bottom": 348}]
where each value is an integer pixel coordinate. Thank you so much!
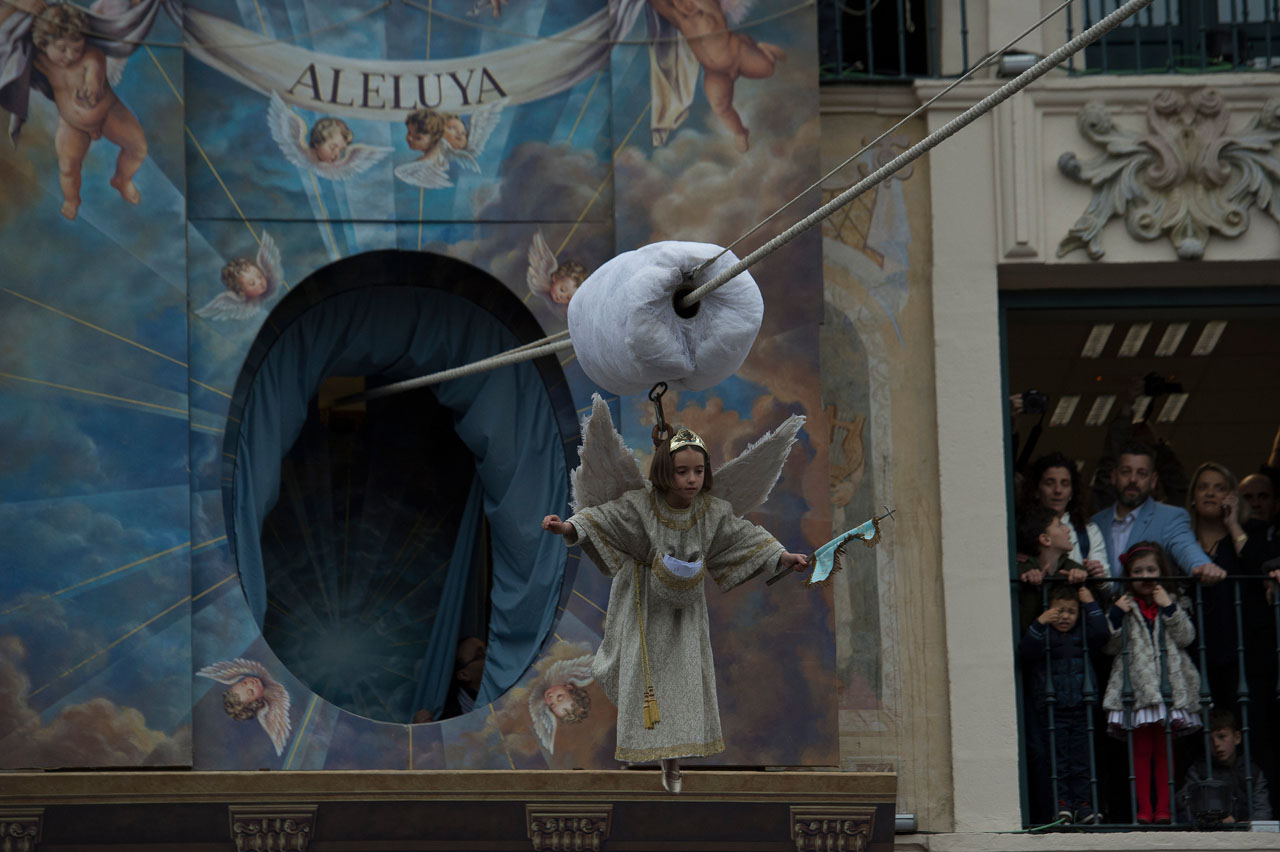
[
  {"left": 790, "top": 806, "right": 874, "bottom": 852},
  {"left": 0, "top": 809, "right": 42, "bottom": 852},
  {"left": 526, "top": 804, "right": 612, "bottom": 852},
  {"left": 1057, "top": 88, "right": 1280, "bottom": 260},
  {"left": 228, "top": 805, "right": 317, "bottom": 852}
]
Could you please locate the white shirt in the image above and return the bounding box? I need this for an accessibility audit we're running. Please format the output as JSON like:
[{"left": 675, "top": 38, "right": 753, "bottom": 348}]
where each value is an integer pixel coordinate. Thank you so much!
[
  {"left": 1110, "top": 509, "right": 1139, "bottom": 565},
  {"left": 1063, "top": 512, "right": 1109, "bottom": 572}
]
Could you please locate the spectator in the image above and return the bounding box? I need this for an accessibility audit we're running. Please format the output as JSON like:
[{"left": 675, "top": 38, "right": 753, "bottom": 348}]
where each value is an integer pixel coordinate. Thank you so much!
[
  {"left": 1023, "top": 452, "right": 1109, "bottom": 578},
  {"left": 1240, "top": 472, "right": 1278, "bottom": 530},
  {"left": 1019, "top": 584, "right": 1110, "bottom": 824},
  {"left": 1178, "top": 709, "right": 1273, "bottom": 827},
  {"left": 1015, "top": 505, "right": 1111, "bottom": 633},
  {"left": 1103, "top": 541, "right": 1202, "bottom": 824},
  {"left": 1090, "top": 441, "right": 1222, "bottom": 584}
]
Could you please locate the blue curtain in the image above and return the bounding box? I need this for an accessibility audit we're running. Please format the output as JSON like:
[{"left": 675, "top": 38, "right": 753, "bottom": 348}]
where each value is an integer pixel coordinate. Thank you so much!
[{"left": 229, "top": 285, "right": 568, "bottom": 712}]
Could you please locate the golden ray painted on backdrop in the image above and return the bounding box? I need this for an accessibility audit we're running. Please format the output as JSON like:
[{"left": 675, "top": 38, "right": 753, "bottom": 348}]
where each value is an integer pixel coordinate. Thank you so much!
[
  {"left": 144, "top": 46, "right": 182, "bottom": 105},
  {"left": 28, "top": 588, "right": 189, "bottom": 695},
  {"left": 185, "top": 127, "right": 260, "bottom": 247},
  {"left": 283, "top": 694, "right": 318, "bottom": 769},
  {"left": 190, "top": 535, "right": 228, "bottom": 553},
  {"left": 553, "top": 105, "right": 646, "bottom": 256},
  {"left": 0, "top": 541, "right": 190, "bottom": 617},
  {"left": 191, "top": 422, "right": 224, "bottom": 435},
  {"left": 250, "top": 0, "right": 270, "bottom": 37},
  {"left": 408, "top": 724, "right": 413, "bottom": 769},
  {"left": 191, "top": 377, "right": 232, "bottom": 399},
  {"left": 191, "top": 572, "right": 235, "bottom": 603},
  {"left": 565, "top": 70, "right": 602, "bottom": 146},
  {"left": 0, "top": 372, "right": 187, "bottom": 415},
  {"left": 571, "top": 588, "right": 606, "bottom": 615},
  {"left": 2, "top": 289, "right": 187, "bottom": 368},
  {"left": 490, "top": 703, "right": 516, "bottom": 769}
]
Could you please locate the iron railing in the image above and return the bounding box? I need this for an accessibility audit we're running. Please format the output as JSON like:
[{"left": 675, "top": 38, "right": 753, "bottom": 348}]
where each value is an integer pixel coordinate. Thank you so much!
[
  {"left": 819, "top": 0, "right": 1280, "bottom": 82},
  {"left": 1013, "top": 573, "right": 1280, "bottom": 829}
]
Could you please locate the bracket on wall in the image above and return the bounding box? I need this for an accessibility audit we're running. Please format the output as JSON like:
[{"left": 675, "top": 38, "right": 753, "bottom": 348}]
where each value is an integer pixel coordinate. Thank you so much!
[
  {"left": 526, "top": 804, "right": 612, "bottom": 851},
  {"left": 228, "top": 805, "right": 317, "bottom": 852},
  {"left": 0, "top": 808, "right": 43, "bottom": 852}
]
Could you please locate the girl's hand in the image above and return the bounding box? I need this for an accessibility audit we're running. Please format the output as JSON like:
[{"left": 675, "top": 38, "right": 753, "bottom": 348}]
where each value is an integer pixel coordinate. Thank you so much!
[
  {"left": 1114, "top": 593, "right": 1132, "bottom": 613},
  {"left": 779, "top": 551, "right": 809, "bottom": 572},
  {"left": 1152, "top": 585, "right": 1172, "bottom": 608},
  {"left": 1065, "top": 566, "right": 1087, "bottom": 584},
  {"left": 542, "top": 515, "right": 573, "bottom": 536},
  {"left": 1020, "top": 568, "right": 1044, "bottom": 586}
]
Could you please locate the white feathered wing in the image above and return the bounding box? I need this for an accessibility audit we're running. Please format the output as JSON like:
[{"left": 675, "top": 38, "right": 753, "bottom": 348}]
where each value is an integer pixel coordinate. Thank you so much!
[
  {"left": 447, "top": 100, "right": 505, "bottom": 172},
  {"left": 711, "top": 413, "right": 805, "bottom": 516},
  {"left": 569, "top": 394, "right": 645, "bottom": 512},
  {"left": 196, "top": 658, "right": 294, "bottom": 757},
  {"left": 526, "top": 230, "right": 558, "bottom": 298},
  {"left": 527, "top": 655, "right": 596, "bottom": 755}
]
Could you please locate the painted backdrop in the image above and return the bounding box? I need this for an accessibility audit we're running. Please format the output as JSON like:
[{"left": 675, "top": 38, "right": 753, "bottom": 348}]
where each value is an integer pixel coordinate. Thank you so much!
[{"left": 0, "top": 0, "right": 830, "bottom": 770}]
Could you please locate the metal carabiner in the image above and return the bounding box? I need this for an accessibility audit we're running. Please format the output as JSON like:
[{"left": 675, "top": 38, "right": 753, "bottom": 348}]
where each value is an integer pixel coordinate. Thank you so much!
[{"left": 648, "top": 382, "right": 671, "bottom": 447}]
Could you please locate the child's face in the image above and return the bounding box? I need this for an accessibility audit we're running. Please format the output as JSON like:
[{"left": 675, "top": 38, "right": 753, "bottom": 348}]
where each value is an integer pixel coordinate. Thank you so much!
[
  {"left": 1041, "top": 517, "right": 1071, "bottom": 555},
  {"left": 543, "top": 684, "right": 576, "bottom": 719},
  {"left": 405, "top": 125, "right": 433, "bottom": 152},
  {"left": 1210, "top": 726, "right": 1241, "bottom": 764},
  {"left": 237, "top": 265, "right": 269, "bottom": 299},
  {"left": 1050, "top": 598, "right": 1080, "bottom": 633},
  {"left": 442, "top": 118, "right": 468, "bottom": 150},
  {"left": 549, "top": 272, "right": 580, "bottom": 305},
  {"left": 1127, "top": 554, "right": 1161, "bottom": 596},
  {"left": 668, "top": 448, "right": 706, "bottom": 508},
  {"left": 42, "top": 37, "right": 85, "bottom": 68},
  {"left": 313, "top": 130, "right": 348, "bottom": 164},
  {"left": 230, "top": 676, "right": 264, "bottom": 704}
]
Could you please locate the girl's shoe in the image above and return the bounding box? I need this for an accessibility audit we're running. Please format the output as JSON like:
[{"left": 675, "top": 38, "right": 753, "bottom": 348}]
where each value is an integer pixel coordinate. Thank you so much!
[{"left": 661, "top": 767, "right": 683, "bottom": 794}]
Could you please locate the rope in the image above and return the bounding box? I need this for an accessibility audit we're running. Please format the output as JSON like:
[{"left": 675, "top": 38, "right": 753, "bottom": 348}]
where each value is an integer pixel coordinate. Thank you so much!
[
  {"left": 334, "top": 0, "right": 1155, "bottom": 407},
  {"left": 333, "top": 336, "right": 573, "bottom": 407},
  {"left": 677, "top": 0, "right": 1157, "bottom": 310}
]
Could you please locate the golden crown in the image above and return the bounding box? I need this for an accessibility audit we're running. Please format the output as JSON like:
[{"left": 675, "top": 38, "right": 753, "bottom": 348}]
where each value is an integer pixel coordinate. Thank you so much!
[{"left": 668, "top": 427, "right": 707, "bottom": 454}]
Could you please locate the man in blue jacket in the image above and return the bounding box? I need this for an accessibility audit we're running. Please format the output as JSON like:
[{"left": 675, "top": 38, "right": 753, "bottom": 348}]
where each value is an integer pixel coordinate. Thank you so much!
[{"left": 1091, "top": 441, "right": 1224, "bottom": 583}]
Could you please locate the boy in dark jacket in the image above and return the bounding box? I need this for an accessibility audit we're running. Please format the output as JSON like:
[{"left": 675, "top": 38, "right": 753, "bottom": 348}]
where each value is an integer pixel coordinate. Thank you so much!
[
  {"left": 1178, "top": 709, "right": 1272, "bottom": 827},
  {"left": 1020, "top": 583, "right": 1110, "bottom": 823}
]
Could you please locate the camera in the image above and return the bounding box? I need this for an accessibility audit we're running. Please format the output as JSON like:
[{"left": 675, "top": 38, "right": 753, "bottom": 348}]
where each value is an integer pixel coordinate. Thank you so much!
[
  {"left": 1144, "top": 372, "right": 1184, "bottom": 398},
  {"left": 1021, "top": 389, "right": 1049, "bottom": 415}
]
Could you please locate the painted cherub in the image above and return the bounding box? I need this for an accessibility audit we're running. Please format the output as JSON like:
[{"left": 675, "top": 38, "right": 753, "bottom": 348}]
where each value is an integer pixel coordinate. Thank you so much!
[
  {"left": 195, "top": 231, "right": 285, "bottom": 321},
  {"left": 267, "top": 91, "right": 392, "bottom": 180},
  {"left": 528, "top": 654, "right": 594, "bottom": 755},
  {"left": 525, "top": 230, "right": 588, "bottom": 311},
  {"left": 393, "top": 101, "right": 504, "bottom": 189},
  {"left": 647, "top": 0, "right": 785, "bottom": 152},
  {"left": 196, "top": 658, "right": 293, "bottom": 757},
  {"left": 29, "top": 2, "right": 148, "bottom": 219}
]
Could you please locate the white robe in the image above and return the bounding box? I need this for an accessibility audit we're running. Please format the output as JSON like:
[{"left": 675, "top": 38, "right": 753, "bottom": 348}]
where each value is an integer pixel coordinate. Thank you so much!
[{"left": 566, "top": 487, "right": 784, "bottom": 762}]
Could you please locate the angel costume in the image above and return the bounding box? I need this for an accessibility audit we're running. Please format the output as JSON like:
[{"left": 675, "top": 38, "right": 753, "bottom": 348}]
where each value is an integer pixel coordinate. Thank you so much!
[{"left": 560, "top": 396, "right": 802, "bottom": 762}]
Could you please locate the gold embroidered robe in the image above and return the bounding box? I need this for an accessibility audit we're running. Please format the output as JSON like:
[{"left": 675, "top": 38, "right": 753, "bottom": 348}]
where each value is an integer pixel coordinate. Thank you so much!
[{"left": 564, "top": 487, "right": 785, "bottom": 762}]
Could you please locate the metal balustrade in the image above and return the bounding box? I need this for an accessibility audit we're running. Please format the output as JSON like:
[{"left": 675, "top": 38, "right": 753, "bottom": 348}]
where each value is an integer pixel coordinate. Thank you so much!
[
  {"left": 819, "top": 1, "right": 1280, "bottom": 82},
  {"left": 1011, "top": 573, "right": 1280, "bottom": 829}
]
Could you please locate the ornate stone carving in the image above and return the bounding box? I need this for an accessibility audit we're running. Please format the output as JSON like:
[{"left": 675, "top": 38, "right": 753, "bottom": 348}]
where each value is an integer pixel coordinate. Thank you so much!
[
  {"left": 228, "top": 805, "right": 316, "bottom": 852},
  {"left": 0, "top": 809, "right": 42, "bottom": 852},
  {"left": 790, "top": 806, "right": 873, "bottom": 852},
  {"left": 1057, "top": 89, "right": 1280, "bottom": 260},
  {"left": 526, "top": 804, "right": 612, "bottom": 852}
]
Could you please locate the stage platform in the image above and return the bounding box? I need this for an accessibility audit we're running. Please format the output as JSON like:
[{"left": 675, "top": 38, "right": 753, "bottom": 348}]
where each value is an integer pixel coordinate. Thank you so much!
[{"left": 0, "top": 769, "right": 895, "bottom": 851}]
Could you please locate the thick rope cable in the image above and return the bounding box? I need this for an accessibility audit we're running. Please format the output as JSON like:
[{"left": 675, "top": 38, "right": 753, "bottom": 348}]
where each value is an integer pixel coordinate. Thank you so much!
[
  {"left": 679, "top": 0, "right": 1155, "bottom": 309},
  {"left": 335, "top": 0, "right": 1155, "bottom": 407},
  {"left": 686, "top": 0, "right": 1076, "bottom": 282}
]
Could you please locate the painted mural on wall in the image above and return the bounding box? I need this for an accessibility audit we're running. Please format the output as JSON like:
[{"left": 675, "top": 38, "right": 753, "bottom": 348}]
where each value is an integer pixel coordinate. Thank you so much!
[
  {"left": 1, "top": 0, "right": 829, "bottom": 771},
  {"left": 819, "top": 119, "right": 936, "bottom": 782}
]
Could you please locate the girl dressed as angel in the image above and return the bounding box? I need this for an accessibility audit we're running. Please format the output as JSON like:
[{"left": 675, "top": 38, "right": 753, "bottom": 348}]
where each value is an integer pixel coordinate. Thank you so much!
[{"left": 541, "top": 398, "right": 807, "bottom": 793}]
